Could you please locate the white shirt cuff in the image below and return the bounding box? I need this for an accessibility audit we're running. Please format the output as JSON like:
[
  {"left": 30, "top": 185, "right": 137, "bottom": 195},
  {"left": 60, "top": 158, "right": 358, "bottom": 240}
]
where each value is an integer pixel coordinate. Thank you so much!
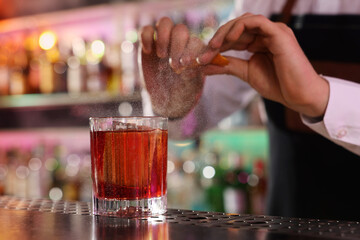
[{"left": 301, "top": 76, "right": 360, "bottom": 155}]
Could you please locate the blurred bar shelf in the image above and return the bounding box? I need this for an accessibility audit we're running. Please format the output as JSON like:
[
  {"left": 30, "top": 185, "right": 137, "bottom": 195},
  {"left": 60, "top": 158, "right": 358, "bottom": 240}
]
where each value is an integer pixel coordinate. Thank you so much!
[{"left": 0, "top": 92, "right": 143, "bottom": 129}]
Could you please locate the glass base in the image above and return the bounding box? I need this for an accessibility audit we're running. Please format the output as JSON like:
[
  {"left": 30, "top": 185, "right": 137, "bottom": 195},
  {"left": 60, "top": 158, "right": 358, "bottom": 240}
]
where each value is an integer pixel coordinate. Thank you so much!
[{"left": 92, "top": 195, "right": 167, "bottom": 217}]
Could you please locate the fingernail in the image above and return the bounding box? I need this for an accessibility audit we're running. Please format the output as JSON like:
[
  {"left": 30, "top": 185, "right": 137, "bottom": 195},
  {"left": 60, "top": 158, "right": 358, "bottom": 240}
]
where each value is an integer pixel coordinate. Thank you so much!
[
  {"left": 179, "top": 58, "right": 185, "bottom": 66},
  {"left": 197, "top": 50, "right": 216, "bottom": 65},
  {"left": 169, "top": 57, "right": 179, "bottom": 69},
  {"left": 169, "top": 57, "right": 174, "bottom": 68},
  {"left": 180, "top": 56, "right": 191, "bottom": 66}
]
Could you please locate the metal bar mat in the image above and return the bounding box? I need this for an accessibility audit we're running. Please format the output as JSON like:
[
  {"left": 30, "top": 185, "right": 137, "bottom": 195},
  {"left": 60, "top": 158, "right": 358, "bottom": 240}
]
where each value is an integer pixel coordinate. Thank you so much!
[{"left": 1, "top": 196, "right": 360, "bottom": 239}]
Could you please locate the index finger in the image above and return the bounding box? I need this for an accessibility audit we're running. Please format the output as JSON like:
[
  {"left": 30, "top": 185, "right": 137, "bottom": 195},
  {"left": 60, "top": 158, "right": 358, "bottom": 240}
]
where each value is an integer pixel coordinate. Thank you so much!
[
  {"left": 210, "top": 15, "right": 277, "bottom": 49},
  {"left": 199, "top": 15, "right": 281, "bottom": 64},
  {"left": 155, "top": 17, "right": 174, "bottom": 58},
  {"left": 140, "top": 25, "right": 155, "bottom": 55}
]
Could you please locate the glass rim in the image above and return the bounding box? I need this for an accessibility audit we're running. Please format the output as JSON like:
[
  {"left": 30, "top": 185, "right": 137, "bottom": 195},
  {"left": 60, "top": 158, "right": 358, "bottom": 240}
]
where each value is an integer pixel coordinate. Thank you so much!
[{"left": 89, "top": 116, "right": 168, "bottom": 121}]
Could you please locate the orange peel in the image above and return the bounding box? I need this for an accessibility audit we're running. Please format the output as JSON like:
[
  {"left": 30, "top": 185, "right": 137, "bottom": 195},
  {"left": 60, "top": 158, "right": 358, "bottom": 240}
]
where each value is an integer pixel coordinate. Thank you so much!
[{"left": 210, "top": 53, "right": 229, "bottom": 66}]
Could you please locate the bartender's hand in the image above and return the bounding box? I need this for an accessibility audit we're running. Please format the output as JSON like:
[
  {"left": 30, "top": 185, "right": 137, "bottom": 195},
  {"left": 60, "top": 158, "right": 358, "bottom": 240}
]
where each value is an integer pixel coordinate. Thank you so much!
[
  {"left": 140, "top": 17, "right": 206, "bottom": 119},
  {"left": 198, "top": 13, "right": 330, "bottom": 118}
]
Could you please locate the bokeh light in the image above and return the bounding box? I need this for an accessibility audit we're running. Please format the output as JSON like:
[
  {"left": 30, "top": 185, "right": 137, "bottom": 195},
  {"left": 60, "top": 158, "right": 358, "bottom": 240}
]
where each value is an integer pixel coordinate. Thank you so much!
[
  {"left": 39, "top": 31, "right": 57, "bottom": 50},
  {"left": 49, "top": 187, "right": 63, "bottom": 201},
  {"left": 91, "top": 40, "right": 105, "bottom": 58},
  {"left": 168, "top": 160, "right": 175, "bottom": 174},
  {"left": 118, "top": 102, "right": 133, "bottom": 116},
  {"left": 125, "top": 30, "right": 138, "bottom": 43},
  {"left": 121, "top": 40, "right": 134, "bottom": 53},
  {"left": 16, "top": 166, "right": 30, "bottom": 179},
  {"left": 183, "top": 160, "right": 195, "bottom": 174},
  {"left": 28, "top": 158, "right": 42, "bottom": 171},
  {"left": 202, "top": 166, "right": 215, "bottom": 179},
  {"left": 247, "top": 174, "right": 259, "bottom": 187}
]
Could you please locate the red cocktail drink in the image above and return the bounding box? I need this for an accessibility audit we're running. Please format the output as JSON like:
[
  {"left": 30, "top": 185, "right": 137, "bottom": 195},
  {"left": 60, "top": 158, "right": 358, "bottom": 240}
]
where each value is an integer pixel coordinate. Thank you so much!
[{"left": 90, "top": 117, "right": 168, "bottom": 217}]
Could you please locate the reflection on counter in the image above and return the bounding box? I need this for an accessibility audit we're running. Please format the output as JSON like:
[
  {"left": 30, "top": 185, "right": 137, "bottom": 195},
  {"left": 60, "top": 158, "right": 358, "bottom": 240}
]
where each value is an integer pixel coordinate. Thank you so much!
[{"left": 93, "top": 216, "right": 169, "bottom": 240}]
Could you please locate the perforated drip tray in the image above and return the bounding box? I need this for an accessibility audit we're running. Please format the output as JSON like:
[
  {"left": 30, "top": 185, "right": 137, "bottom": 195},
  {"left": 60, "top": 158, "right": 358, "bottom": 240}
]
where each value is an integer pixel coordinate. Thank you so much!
[
  {"left": 1, "top": 196, "right": 360, "bottom": 239},
  {"left": 0, "top": 195, "right": 91, "bottom": 215},
  {"left": 162, "top": 210, "right": 360, "bottom": 239}
]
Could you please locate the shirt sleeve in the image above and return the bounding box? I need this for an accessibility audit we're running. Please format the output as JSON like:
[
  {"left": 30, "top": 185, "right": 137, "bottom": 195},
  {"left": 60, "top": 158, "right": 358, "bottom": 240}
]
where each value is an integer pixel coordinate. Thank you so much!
[{"left": 301, "top": 76, "right": 360, "bottom": 156}]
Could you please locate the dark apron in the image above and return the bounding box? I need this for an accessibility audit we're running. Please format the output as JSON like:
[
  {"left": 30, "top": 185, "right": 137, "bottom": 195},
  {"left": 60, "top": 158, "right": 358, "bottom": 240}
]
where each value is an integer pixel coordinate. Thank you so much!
[{"left": 265, "top": 14, "right": 360, "bottom": 221}]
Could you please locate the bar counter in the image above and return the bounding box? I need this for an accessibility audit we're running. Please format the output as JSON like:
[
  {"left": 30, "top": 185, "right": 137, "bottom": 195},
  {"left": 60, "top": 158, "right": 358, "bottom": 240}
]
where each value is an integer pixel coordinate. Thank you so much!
[{"left": 1, "top": 196, "right": 360, "bottom": 240}]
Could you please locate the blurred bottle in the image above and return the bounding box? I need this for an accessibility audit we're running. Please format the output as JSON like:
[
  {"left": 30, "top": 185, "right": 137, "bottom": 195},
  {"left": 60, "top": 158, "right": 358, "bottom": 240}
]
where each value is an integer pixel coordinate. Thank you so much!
[
  {"left": 62, "top": 152, "right": 82, "bottom": 201},
  {"left": 52, "top": 41, "right": 69, "bottom": 93},
  {"left": 0, "top": 164, "right": 7, "bottom": 195},
  {"left": 38, "top": 30, "right": 60, "bottom": 94},
  {"left": 203, "top": 147, "right": 226, "bottom": 212},
  {"left": 104, "top": 42, "right": 122, "bottom": 95},
  {"left": 0, "top": 43, "right": 10, "bottom": 95},
  {"left": 223, "top": 152, "right": 250, "bottom": 214},
  {"left": 8, "top": 38, "right": 27, "bottom": 95},
  {"left": 85, "top": 38, "right": 107, "bottom": 93},
  {"left": 120, "top": 19, "right": 138, "bottom": 96},
  {"left": 39, "top": 54, "right": 54, "bottom": 94},
  {"left": 67, "top": 37, "right": 85, "bottom": 94},
  {"left": 24, "top": 32, "right": 41, "bottom": 94},
  {"left": 50, "top": 145, "right": 65, "bottom": 190},
  {"left": 248, "top": 159, "right": 267, "bottom": 214}
]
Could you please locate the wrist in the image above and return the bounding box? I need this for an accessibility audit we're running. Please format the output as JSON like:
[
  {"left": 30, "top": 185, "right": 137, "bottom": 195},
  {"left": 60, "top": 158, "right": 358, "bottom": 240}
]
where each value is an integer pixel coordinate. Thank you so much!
[{"left": 302, "top": 75, "right": 330, "bottom": 118}]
